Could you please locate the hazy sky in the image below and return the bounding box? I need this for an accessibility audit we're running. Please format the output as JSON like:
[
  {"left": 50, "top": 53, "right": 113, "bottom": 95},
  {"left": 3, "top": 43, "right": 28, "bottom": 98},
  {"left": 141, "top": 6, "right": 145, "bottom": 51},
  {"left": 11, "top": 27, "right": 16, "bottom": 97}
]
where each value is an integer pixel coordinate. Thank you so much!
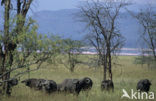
[
  {"left": 36, "top": 0, "right": 156, "bottom": 11},
  {"left": 35, "top": 0, "right": 81, "bottom": 11}
]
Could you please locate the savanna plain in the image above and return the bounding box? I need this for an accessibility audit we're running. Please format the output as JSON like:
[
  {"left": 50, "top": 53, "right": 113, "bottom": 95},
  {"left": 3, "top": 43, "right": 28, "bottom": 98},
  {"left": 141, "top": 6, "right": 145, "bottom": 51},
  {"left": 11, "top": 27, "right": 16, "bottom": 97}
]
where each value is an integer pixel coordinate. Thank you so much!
[{"left": 1, "top": 56, "right": 156, "bottom": 101}]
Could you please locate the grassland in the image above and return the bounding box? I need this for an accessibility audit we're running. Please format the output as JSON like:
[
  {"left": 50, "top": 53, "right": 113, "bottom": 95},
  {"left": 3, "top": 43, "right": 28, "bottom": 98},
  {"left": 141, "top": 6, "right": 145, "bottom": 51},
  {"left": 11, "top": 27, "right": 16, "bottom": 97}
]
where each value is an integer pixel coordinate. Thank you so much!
[{"left": 1, "top": 56, "right": 156, "bottom": 101}]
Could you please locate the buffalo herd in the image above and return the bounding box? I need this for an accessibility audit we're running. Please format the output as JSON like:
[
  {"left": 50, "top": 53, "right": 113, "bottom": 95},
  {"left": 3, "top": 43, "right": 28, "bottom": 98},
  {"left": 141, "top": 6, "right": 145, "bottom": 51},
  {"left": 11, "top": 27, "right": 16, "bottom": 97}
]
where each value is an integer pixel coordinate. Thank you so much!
[
  {"left": 21, "top": 77, "right": 93, "bottom": 95},
  {"left": 20, "top": 77, "right": 152, "bottom": 95},
  {"left": 1, "top": 77, "right": 151, "bottom": 96}
]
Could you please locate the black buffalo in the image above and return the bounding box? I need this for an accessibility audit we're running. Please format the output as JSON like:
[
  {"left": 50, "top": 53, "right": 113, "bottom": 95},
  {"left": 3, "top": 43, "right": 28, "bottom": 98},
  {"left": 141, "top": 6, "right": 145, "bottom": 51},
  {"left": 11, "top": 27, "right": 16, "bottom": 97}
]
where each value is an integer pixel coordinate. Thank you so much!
[
  {"left": 21, "top": 78, "right": 57, "bottom": 93},
  {"left": 8, "top": 78, "right": 18, "bottom": 86},
  {"left": 37, "top": 79, "right": 47, "bottom": 90},
  {"left": 41, "top": 80, "right": 57, "bottom": 93},
  {"left": 79, "top": 77, "right": 93, "bottom": 91},
  {"left": 57, "top": 77, "right": 93, "bottom": 95},
  {"left": 101, "top": 80, "right": 114, "bottom": 91},
  {"left": 6, "top": 78, "right": 18, "bottom": 95},
  {"left": 21, "top": 78, "right": 43, "bottom": 90},
  {"left": 57, "top": 79, "right": 80, "bottom": 94},
  {"left": 137, "top": 79, "right": 151, "bottom": 92}
]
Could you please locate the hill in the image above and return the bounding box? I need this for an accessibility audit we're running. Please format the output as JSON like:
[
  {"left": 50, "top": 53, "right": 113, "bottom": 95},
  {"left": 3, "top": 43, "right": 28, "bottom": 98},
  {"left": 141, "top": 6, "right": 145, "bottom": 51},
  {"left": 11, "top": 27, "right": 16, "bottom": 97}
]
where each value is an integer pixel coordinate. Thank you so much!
[{"left": 33, "top": 9, "right": 141, "bottom": 48}]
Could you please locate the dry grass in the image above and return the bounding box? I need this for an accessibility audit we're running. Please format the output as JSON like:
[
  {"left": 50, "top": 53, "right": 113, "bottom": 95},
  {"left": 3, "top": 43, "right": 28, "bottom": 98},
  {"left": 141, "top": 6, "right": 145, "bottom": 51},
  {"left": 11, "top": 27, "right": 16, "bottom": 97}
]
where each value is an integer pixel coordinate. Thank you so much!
[{"left": 1, "top": 56, "right": 156, "bottom": 101}]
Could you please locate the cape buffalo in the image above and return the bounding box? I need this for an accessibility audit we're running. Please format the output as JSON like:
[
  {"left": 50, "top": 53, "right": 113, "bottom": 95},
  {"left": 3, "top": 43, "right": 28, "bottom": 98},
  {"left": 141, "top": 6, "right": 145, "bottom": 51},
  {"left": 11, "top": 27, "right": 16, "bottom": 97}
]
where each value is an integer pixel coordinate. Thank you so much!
[
  {"left": 21, "top": 78, "right": 44, "bottom": 90},
  {"left": 79, "top": 77, "right": 93, "bottom": 91},
  {"left": 57, "top": 77, "right": 93, "bottom": 95},
  {"left": 21, "top": 78, "right": 57, "bottom": 93},
  {"left": 41, "top": 80, "right": 57, "bottom": 93},
  {"left": 137, "top": 79, "right": 151, "bottom": 92},
  {"left": 101, "top": 80, "right": 114, "bottom": 91},
  {"left": 6, "top": 78, "right": 18, "bottom": 95},
  {"left": 57, "top": 79, "right": 80, "bottom": 94}
]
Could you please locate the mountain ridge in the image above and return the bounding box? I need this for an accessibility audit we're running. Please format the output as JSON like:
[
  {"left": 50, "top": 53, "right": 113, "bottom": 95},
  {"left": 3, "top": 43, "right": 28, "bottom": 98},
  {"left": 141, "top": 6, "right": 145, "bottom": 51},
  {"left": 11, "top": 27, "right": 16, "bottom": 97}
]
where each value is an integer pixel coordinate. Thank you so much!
[{"left": 33, "top": 8, "right": 141, "bottom": 48}]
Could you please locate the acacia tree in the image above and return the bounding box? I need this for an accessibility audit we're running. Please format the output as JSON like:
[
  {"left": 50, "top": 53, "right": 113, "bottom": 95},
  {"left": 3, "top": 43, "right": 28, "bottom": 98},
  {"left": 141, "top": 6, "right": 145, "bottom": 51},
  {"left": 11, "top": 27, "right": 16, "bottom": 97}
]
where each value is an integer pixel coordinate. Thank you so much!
[
  {"left": 0, "top": 0, "right": 33, "bottom": 78},
  {"left": 61, "top": 38, "right": 84, "bottom": 72},
  {"left": 79, "top": 0, "right": 127, "bottom": 81},
  {"left": 0, "top": 0, "right": 27, "bottom": 95},
  {"left": 0, "top": 0, "right": 60, "bottom": 95}
]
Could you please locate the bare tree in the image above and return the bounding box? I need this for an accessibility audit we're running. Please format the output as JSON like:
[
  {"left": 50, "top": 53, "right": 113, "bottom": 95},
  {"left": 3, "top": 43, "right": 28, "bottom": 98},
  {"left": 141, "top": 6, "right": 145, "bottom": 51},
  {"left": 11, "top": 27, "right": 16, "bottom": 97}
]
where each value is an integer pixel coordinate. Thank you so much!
[
  {"left": 134, "top": 7, "right": 156, "bottom": 62},
  {"left": 78, "top": 0, "right": 127, "bottom": 81}
]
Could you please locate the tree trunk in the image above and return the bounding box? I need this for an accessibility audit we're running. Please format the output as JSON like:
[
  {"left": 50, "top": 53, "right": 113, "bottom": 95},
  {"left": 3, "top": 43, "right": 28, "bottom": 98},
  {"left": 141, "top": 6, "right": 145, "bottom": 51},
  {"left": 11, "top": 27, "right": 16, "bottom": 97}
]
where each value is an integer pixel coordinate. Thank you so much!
[
  {"left": 103, "top": 56, "right": 107, "bottom": 81},
  {"left": 108, "top": 49, "right": 112, "bottom": 81},
  {"left": 68, "top": 52, "right": 74, "bottom": 72},
  {"left": 1, "top": 0, "right": 11, "bottom": 96},
  {"left": 107, "top": 42, "right": 112, "bottom": 81}
]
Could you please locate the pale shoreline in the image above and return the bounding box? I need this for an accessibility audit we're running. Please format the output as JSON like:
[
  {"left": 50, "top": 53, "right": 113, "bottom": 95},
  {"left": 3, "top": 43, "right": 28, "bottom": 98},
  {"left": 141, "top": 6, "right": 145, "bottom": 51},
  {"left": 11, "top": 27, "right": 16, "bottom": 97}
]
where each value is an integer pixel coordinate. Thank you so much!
[
  {"left": 81, "top": 52, "right": 140, "bottom": 56},
  {"left": 81, "top": 47, "right": 155, "bottom": 56}
]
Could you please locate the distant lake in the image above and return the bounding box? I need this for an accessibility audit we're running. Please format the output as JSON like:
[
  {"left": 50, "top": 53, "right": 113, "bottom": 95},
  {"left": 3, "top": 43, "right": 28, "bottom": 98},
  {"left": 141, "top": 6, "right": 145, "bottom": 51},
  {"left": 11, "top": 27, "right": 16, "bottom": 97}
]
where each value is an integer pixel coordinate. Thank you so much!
[{"left": 81, "top": 47, "right": 153, "bottom": 56}]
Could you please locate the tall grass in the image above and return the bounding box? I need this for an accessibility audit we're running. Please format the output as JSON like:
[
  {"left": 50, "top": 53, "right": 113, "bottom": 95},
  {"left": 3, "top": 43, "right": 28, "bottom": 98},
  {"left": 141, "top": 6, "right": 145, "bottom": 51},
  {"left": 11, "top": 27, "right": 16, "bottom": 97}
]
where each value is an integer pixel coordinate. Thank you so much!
[{"left": 1, "top": 56, "right": 156, "bottom": 101}]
